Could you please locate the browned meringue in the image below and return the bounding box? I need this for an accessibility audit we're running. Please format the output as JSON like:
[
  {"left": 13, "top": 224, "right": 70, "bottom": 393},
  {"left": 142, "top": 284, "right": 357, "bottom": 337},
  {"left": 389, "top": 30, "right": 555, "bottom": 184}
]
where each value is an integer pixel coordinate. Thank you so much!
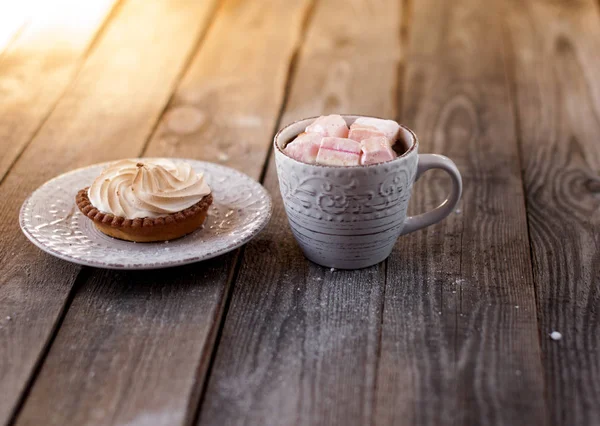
[{"left": 88, "top": 159, "right": 211, "bottom": 219}]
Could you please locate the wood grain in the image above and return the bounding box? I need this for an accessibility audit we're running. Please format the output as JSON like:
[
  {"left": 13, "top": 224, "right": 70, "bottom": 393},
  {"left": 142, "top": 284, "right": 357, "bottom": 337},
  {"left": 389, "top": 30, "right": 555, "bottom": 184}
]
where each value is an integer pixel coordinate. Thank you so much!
[
  {"left": 145, "top": 0, "right": 314, "bottom": 170},
  {"left": 0, "top": 0, "right": 117, "bottom": 182},
  {"left": 15, "top": 1, "right": 315, "bottom": 425},
  {"left": 504, "top": 0, "right": 600, "bottom": 424},
  {"left": 197, "top": 0, "right": 403, "bottom": 425},
  {"left": 16, "top": 258, "right": 239, "bottom": 426},
  {"left": 0, "top": 1, "right": 216, "bottom": 423},
  {"left": 373, "top": 0, "right": 547, "bottom": 424}
]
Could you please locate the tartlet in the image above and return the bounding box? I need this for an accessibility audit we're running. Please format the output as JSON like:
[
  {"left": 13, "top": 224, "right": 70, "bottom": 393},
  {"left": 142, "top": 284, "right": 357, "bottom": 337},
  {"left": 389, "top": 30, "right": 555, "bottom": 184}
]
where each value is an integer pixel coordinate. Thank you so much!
[
  {"left": 76, "top": 159, "right": 212, "bottom": 242},
  {"left": 76, "top": 189, "right": 212, "bottom": 242}
]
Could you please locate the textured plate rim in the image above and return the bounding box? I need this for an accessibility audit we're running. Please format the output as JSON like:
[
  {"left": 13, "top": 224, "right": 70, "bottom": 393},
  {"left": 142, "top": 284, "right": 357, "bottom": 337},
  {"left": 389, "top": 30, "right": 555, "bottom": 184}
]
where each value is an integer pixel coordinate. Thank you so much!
[{"left": 19, "top": 159, "right": 273, "bottom": 270}]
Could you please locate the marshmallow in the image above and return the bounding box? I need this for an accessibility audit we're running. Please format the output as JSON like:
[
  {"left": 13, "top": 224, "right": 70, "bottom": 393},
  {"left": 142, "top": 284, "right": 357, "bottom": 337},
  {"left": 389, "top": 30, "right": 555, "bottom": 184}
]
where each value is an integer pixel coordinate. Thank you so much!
[
  {"left": 349, "top": 126, "right": 386, "bottom": 143},
  {"left": 360, "top": 136, "right": 397, "bottom": 165},
  {"left": 284, "top": 132, "right": 322, "bottom": 164},
  {"left": 306, "top": 114, "right": 349, "bottom": 138},
  {"left": 350, "top": 117, "right": 400, "bottom": 142},
  {"left": 316, "top": 137, "right": 361, "bottom": 166}
]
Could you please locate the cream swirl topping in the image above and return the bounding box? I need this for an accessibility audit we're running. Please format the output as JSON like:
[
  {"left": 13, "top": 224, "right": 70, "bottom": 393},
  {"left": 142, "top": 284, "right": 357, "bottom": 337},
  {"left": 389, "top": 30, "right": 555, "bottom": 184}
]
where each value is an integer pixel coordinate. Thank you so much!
[{"left": 88, "top": 159, "right": 211, "bottom": 219}]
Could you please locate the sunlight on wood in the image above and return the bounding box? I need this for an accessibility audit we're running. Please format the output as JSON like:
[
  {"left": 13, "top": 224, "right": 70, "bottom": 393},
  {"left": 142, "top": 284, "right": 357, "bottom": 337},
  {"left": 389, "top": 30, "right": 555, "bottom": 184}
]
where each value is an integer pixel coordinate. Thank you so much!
[
  {"left": 0, "top": 0, "right": 28, "bottom": 52},
  {"left": 0, "top": 0, "right": 113, "bottom": 52},
  {"left": 0, "top": 0, "right": 116, "bottom": 183}
]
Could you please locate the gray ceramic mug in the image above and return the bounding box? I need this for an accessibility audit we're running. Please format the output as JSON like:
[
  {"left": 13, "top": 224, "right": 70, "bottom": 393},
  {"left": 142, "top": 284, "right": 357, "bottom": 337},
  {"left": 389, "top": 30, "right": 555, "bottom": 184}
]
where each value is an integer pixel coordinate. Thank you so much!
[{"left": 274, "top": 115, "right": 462, "bottom": 269}]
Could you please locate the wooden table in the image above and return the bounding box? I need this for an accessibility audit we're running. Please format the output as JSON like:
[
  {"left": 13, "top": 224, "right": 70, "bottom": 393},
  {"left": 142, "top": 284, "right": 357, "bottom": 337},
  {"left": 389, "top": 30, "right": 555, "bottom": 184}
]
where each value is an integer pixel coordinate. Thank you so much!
[{"left": 1, "top": 0, "right": 599, "bottom": 425}]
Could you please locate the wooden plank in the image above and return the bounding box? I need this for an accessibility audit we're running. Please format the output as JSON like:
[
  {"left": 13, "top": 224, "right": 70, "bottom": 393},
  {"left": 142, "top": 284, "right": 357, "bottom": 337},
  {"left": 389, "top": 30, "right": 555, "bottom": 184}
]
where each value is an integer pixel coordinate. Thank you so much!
[
  {"left": 16, "top": 260, "right": 240, "bottom": 426},
  {"left": 0, "top": 0, "right": 118, "bottom": 182},
  {"left": 0, "top": 1, "right": 217, "bottom": 423},
  {"left": 373, "top": 0, "right": 547, "bottom": 424},
  {"left": 197, "top": 1, "right": 403, "bottom": 425},
  {"left": 504, "top": 0, "right": 600, "bottom": 424},
  {"left": 14, "top": 1, "right": 315, "bottom": 425},
  {"left": 144, "top": 0, "right": 315, "bottom": 169}
]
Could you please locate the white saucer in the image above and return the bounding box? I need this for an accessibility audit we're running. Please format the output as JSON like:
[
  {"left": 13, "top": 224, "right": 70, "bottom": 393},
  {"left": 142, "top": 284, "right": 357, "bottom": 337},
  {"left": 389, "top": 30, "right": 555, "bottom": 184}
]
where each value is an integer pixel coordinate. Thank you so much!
[{"left": 20, "top": 159, "right": 272, "bottom": 270}]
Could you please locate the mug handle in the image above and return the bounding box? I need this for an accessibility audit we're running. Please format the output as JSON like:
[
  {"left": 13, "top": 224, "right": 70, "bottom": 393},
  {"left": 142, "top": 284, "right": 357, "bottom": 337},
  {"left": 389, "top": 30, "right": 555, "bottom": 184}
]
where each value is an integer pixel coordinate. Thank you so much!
[{"left": 401, "top": 154, "right": 462, "bottom": 235}]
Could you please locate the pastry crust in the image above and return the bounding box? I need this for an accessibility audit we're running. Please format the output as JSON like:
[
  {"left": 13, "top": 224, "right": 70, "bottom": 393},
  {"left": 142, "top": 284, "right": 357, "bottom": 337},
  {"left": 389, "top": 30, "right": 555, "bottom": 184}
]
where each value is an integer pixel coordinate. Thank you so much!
[{"left": 76, "top": 188, "right": 213, "bottom": 242}]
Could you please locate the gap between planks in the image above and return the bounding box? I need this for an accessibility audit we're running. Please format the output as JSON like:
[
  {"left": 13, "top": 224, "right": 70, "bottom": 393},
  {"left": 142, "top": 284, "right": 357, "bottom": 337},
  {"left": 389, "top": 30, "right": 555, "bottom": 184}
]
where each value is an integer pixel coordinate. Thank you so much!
[
  {"left": 0, "top": 0, "right": 122, "bottom": 186},
  {"left": 502, "top": 0, "right": 600, "bottom": 423},
  {"left": 188, "top": 1, "right": 321, "bottom": 423},
  {"left": 498, "top": 0, "right": 547, "bottom": 397},
  {"left": 5, "top": 270, "right": 92, "bottom": 426},
  {"left": 3, "top": 1, "right": 222, "bottom": 424},
  {"left": 135, "top": 0, "right": 223, "bottom": 158},
  {"left": 371, "top": 0, "right": 414, "bottom": 423},
  {"left": 373, "top": 0, "right": 546, "bottom": 423},
  {"left": 196, "top": 0, "right": 404, "bottom": 424},
  {"left": 9, "top": 1, "right": 319, "bottom": 425}
]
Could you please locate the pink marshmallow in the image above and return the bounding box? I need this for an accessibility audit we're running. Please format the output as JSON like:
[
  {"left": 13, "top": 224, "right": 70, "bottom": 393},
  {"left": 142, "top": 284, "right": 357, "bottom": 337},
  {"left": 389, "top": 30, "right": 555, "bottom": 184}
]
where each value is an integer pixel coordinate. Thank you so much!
[
  {"left": 316, "top": 137, "right": 361, "bottom": 166},
  {"left": 284, "top": 132, "right": 322, "bottom": 164},
  {"left": 351, "top": 117, "right": 400, "bottom": 142},
  {"left": 305, "top": 114, "right": 349, "bottom": 138},
  {"left": 348, "top": 126, "right": 387, "bottom": 143},
  {"left": 360, "top": 136, "right": 397, "bottom": 165}
]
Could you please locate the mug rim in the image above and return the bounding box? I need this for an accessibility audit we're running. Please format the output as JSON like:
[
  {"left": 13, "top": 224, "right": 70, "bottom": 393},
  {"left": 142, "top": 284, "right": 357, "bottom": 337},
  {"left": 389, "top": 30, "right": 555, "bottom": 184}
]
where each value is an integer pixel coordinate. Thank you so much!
[{"left": 274, "top": 114, "right": 419, "bottom": 169}]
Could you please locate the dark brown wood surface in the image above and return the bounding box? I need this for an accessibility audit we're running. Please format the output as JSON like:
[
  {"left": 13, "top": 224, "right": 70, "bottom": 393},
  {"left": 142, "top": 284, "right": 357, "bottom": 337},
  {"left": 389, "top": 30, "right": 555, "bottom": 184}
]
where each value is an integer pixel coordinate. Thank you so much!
[
  {"left": 0, "top": 0, "right": 599, "bottom": 424},
  {"left": 197, "top": 0, "right": 402, "bottom": 424},
  {"left": 505, "top": 0, "right": 600, "bottom": 424},
  {"left": 14, "top": 0, "right": 314, "bottom": 425},
  {"left": 373, "top": 0, "right": 547, "bottom": 424},
  {"left": 0, "top": 0, "right": 117, "bottom": 181},
  {"left": 0, "top": 0, "right": 216, "bottom": 423}
]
